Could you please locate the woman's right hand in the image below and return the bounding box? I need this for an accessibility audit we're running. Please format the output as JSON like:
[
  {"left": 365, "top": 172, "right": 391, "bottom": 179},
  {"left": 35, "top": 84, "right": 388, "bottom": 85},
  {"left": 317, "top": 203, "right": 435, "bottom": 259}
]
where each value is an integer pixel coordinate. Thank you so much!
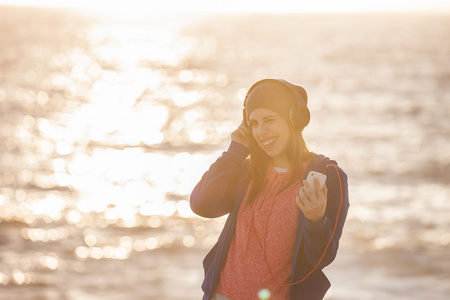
[{"left": 231, "top": 118, "right": 251, "bottom": 149}]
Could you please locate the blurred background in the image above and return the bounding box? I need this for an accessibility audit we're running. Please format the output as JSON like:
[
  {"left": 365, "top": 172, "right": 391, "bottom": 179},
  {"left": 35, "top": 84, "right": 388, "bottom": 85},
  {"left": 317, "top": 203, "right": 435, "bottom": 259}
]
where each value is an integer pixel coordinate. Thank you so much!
[{"left": 0, "top": 1, "right": 449, "bottom": 299}]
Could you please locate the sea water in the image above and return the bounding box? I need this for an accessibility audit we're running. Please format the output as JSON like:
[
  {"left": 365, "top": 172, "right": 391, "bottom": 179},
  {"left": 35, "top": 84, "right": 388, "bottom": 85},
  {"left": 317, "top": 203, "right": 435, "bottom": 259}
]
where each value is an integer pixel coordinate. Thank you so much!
[{"left": 0, "top": 6, "right": 449, "bottom": 299}]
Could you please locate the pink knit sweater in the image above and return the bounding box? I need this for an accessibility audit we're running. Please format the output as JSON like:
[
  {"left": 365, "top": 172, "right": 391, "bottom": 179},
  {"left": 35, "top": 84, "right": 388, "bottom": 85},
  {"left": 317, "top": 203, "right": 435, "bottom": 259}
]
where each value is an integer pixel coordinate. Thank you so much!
[{"left": 217, "top": 165, "right": 305, "bottom": 299}]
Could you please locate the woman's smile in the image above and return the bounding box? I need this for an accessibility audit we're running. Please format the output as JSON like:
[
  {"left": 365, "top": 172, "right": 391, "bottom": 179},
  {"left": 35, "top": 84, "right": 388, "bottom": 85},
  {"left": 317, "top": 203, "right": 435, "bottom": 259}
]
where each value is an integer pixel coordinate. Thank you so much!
[{"left": 261, "top": 137, "right": 277, "bottom": 148}]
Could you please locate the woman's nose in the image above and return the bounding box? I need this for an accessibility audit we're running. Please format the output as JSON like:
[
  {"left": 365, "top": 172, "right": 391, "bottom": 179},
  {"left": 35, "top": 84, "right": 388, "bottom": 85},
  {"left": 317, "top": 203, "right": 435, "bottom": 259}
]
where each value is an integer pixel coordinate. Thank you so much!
[{"left": 257, "top": 123, "right": 267, "bottom": 135}]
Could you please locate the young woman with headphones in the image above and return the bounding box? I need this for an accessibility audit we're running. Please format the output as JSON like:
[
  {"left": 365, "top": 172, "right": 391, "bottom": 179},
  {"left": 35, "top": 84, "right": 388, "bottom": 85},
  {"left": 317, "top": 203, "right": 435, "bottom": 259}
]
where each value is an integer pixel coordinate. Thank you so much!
[{"left": 190, "top": 79, "right": 349, "bottom": 300}]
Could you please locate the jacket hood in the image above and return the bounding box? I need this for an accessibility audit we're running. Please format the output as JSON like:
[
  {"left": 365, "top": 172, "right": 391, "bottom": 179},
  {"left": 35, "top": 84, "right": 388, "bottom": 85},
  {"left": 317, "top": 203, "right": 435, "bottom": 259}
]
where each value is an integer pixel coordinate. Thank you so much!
[{"left": 304, "top": 154, "right": 337, "bottom": 179}]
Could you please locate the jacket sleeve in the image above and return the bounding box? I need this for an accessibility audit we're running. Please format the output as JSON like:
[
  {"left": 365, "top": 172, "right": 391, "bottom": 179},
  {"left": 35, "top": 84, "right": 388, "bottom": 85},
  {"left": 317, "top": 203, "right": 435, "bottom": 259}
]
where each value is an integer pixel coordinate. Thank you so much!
[
  {"left": 190, "top": 141, "right": 249, "bottom": 218},
  {"left": 302, "top": 164, "right": 349, "bottom": 269}
]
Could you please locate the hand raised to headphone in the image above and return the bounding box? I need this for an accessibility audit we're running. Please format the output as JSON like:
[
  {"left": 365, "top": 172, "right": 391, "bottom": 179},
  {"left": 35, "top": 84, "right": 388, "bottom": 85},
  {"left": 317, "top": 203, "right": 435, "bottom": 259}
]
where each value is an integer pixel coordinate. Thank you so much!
[
  {"left": 231, "top": 112, "right": 251, "bottom": 149},
  {"left": 296, "top": 178, "right": 328, "bottom": 223}
]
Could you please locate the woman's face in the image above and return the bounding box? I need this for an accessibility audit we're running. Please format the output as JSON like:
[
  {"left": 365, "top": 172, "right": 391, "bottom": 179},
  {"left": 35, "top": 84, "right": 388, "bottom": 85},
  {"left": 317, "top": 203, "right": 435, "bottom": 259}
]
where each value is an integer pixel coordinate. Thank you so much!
[{"left": 248, "top": 108, "right": 291, "bottom": 168}]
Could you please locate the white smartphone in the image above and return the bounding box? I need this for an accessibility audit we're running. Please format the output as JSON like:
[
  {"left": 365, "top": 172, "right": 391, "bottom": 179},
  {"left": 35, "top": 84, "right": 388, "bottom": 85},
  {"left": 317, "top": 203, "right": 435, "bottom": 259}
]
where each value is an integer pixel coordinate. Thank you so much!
[{"left": 306, "top": 171, "right": 327, "bottom": 189}]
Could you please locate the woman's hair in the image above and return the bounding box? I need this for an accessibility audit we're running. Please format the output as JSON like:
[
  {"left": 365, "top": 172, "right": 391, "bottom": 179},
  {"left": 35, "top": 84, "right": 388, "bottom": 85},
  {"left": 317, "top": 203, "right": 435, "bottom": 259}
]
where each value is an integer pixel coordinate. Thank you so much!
[{"left": 245, "top": 123, "right": 312, "bottom": 204}]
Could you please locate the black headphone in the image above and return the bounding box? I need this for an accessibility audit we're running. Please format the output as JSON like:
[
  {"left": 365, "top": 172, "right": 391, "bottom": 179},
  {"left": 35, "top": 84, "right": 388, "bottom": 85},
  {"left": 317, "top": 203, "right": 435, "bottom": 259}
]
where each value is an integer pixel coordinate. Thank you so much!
[{"left": 243, "top": 78, "right": 311, "bottom": 130}]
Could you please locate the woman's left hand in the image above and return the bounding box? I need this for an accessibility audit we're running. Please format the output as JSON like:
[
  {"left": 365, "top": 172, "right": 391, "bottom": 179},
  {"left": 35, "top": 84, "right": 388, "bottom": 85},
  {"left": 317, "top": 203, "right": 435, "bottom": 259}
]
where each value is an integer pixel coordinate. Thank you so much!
[{"left": 296, "top": 178, "right": 328, "bottom": 223}]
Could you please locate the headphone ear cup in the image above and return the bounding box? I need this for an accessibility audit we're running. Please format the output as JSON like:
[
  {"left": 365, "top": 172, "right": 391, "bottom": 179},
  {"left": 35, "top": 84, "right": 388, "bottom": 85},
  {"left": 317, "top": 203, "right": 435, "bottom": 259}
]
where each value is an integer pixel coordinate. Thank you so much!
[{"left": 290, "top": 105, "right": 310, "bottom": 130}]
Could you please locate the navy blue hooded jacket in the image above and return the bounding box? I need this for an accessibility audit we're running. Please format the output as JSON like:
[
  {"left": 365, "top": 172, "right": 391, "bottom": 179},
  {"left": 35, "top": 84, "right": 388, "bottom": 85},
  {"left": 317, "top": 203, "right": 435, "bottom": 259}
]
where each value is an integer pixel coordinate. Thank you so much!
[{"left": 190, "top": 142, "right": 349, "bottom": 300}]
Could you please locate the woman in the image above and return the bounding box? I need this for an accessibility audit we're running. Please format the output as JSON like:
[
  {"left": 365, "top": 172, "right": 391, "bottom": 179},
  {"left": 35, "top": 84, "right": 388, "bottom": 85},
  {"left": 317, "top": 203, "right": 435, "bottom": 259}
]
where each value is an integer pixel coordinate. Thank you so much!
[{"left": 190, "top": 78, "right": 349, "bottom": 300}]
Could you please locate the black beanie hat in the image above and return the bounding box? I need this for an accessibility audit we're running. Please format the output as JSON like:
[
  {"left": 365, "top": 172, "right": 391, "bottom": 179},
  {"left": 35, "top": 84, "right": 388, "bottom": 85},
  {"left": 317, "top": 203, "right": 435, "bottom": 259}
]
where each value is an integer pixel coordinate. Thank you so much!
[{"left": 245, "top": 79, "right": 310, "bottom": 129}]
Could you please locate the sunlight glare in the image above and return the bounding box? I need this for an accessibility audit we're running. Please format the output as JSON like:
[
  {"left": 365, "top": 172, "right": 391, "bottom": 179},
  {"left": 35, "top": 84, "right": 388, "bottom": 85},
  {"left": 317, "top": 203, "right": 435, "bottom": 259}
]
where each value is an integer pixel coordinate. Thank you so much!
[
  {"left": 189, "top": 129, "right": 207, "bottom": 144},
  {"left": 175, "top": 90, "right": 202, "bottom": 107},
  {"left": 0, "top": 273, "right": 9, "bottom": 285},
  {"left": 66, "top": 210, "right": 82, "bottom": 224},
  {"left": 176, "top": 200, "right": 196, "bottom": 218},
  {"left": 31, "top": 194, "right": 65, "bottom": 220},
  {"left": 39, "top": 254, "right": 59, "bottom": 270},
  {"left": 182, "top": 235, "right": 195, "bottom": 248}
]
